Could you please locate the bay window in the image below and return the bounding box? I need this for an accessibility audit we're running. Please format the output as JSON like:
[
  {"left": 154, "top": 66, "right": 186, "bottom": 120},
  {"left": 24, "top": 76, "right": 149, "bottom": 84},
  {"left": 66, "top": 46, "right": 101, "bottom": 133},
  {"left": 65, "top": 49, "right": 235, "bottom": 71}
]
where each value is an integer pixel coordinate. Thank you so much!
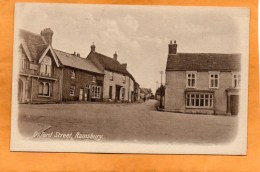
[{"left": 186, "top": 92, "right": 213, "bottom": 108}]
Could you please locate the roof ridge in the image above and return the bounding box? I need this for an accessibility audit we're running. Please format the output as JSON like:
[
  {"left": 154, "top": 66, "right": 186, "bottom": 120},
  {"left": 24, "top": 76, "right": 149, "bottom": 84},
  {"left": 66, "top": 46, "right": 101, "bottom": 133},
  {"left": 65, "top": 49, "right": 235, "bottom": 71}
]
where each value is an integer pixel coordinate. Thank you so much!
[
  {"left": 19, "top": 29, "right": 41, "bottom": 37},
  {"left": 19, "top": 29, "right": 48, "bottom": 45},
  {"left": 54, "top": 49, "right": 86, "bottom": 60}
]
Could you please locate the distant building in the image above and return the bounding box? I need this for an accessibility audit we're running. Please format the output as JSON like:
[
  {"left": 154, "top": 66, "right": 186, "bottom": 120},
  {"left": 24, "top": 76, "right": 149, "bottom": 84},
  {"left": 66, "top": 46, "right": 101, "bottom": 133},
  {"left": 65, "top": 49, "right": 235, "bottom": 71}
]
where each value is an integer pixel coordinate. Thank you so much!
[
  {"left": 165, "top": 41, "right": 241, "bottom": 115},
  {"left": 86, "top": 45, "right": 136, "bottom": 102}
]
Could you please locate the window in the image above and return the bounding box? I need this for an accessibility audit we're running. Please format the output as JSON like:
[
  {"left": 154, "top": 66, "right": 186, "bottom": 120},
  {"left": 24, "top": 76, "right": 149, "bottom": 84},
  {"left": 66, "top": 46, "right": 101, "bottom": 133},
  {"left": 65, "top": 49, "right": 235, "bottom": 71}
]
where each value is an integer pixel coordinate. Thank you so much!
[
  {"left": 70, "top": 86, "right": 75, "bottom": 96},
  {"left": 20, "top": 54, "right": 29, "bottom": 71},
  {"left": 209, "top": 72, "right": 219, "bottom": 88},
  {"left": 38, "top": 82, "right": 51, "bottom": 97},
  {"left": 91, "top": 86, "right": 101, "bottom": 98},
  {"left": 186, "top": 92, "right": 213, "bottom": 108},
  {"left": 40, "top": 56, "right": 52, "bottom": 77},
  {"left": 92, "top": 76, "right": 96, "bottom": 83},
  {"left": 232, "top": 73, "right": 241, "bottom": 88},
  {"left": 121, "top": 88, "right": 125, "bottom": 100},
  {"left": 186, "top": 71, "right": 196, "bottom": 88},
  {"left": 109, "top": 72, "right": 113, "bottom": 80},
  {"left": 71, "top": 70, "right": 76, "bottom": 79}
]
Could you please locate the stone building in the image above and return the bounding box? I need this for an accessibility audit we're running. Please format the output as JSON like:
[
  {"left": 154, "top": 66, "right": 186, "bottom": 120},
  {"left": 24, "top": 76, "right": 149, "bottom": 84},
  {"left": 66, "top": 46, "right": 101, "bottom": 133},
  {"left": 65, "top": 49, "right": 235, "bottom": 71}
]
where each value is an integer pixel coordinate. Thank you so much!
[
  {"left": 165, "top": 41, "right": 241, "bottom": 115},
  {"left": 18, "top": 29, "right": 61, "bottom": 103},
  {"left": 86, "top": 45, "right": 136, "bottom": 102}
]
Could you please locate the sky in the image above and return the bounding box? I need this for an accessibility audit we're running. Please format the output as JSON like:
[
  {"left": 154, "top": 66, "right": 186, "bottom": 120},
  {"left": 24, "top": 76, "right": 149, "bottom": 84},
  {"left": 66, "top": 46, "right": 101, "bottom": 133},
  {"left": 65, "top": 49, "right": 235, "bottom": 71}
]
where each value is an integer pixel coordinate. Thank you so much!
[{"left": 15, "top": 3, "right": 249, "bottom": 93}]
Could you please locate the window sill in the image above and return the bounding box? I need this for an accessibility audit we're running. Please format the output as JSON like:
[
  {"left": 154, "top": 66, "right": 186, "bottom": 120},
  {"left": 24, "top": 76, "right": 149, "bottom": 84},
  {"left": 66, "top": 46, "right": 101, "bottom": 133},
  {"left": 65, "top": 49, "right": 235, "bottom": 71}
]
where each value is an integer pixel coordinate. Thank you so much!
[
  {"left": 186, "top": 106, "right": 213, "bottom": 109},
  {"left": 38, "top": 95, "right": 51, "bottom": 98}
]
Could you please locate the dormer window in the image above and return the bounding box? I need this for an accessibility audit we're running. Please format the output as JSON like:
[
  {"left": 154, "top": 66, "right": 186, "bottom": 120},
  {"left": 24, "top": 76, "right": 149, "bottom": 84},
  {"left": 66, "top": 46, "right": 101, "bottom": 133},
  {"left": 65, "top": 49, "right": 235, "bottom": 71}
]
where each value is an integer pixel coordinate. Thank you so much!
[
  {"left": 186, "top": 71, "right": 196, "bottom": 88},
  {"left": 109, "top": 72, "right": 113, "bottom": 81},
  {"left": 209, "top": 71, "right": 219, "bottom": 89},
  {"left": 40, "top": 56, "right": 52, "bottom": 77},
  {"left": 71, "top": 70, "right": 76, "bottom": 79},
  {"left": 232, "top": 72, "right": 241, "bottom": 88}
]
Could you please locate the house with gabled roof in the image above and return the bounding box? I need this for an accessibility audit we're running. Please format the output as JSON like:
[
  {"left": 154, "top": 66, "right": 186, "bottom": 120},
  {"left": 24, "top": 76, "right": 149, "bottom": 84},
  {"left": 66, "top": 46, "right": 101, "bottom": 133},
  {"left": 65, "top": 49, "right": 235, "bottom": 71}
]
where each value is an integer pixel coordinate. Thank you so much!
[
  {"left": 86, "top": 44, "right": 136, "bottom": 102},
  {"left": 18, "top": 28, "right": 105, "bottom": 103},
  {"left": 165, "top": 40, "right": 241, "bottom": 115},
  {"left": 18, "top": 28, "right": 61, "bottom": 103},
  {"left": 54, "top": 50, "right": 104, "bottom": 102}
]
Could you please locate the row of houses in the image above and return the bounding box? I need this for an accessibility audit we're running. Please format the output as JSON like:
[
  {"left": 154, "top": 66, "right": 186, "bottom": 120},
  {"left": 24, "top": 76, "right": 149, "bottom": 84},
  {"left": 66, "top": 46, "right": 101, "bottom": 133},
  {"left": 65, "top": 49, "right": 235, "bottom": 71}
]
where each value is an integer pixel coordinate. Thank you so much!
[
  {"left": 18, "top": 28, "right": 140, "bottom": 104},
  {"left": 164, "top": 41, "right": 241, "bottom": 115}
]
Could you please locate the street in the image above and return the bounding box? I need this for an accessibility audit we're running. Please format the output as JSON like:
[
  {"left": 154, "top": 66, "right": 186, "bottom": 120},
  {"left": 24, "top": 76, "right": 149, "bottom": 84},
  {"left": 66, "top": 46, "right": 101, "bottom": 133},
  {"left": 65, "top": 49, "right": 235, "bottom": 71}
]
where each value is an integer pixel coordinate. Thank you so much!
[{"left": 18, "top": 100, "right": 238, "bottom": 144}]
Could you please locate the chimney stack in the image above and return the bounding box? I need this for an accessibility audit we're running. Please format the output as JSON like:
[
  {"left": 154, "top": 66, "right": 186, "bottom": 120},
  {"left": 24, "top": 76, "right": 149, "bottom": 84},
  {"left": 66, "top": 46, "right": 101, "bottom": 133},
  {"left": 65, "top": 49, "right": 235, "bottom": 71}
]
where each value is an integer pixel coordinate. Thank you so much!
[
  {"left": 168, "top": 40, "right": 177, "bottom": 55},
  {"left": 122, "top": 63, "right": 127, "bottom": 69},
  {"left": 91, "top": 43, "right": 96, "bottom": 52},
  {"left": 113, "top": 51, "right": 118, "bottom": 60},
  {"left": 41, "top": 28, "right": 54, "bottom": 45},
  {"left": 77, "top": 53, "right": 80, "bottom": 57}
]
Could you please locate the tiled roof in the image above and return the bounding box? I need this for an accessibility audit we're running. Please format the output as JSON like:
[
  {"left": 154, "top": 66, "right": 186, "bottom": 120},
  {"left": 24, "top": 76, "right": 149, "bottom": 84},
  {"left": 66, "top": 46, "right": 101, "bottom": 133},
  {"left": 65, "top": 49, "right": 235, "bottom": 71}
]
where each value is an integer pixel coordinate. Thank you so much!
[
  {"left": 54, "top": 49, "right": 103, "bottom": 74},
  {"left": 87, "top": 51, "right": 135, "bottom": 81},
  {"left": 19, "top": 29, "right": 48, "bottom": 61},
  {"left": 166, "top": 53, "right": 241, "bottom": 71}
]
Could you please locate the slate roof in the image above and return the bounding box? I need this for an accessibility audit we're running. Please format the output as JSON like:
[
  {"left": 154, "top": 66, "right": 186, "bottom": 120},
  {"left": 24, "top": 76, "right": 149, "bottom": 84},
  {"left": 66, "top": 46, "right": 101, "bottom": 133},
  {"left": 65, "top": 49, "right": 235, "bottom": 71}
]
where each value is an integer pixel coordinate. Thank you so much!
[
  {"left": 19, "top": 29, "right": 48, "bottom": 61},
  {"left": 166, "top": 53, "right": 241, "bottom": 72},
  {"left": 87, "top": 51, "right": 135, "bottom": 81},
  {"left": 54, "top": 50, "right": 103, "bottom": 74}
]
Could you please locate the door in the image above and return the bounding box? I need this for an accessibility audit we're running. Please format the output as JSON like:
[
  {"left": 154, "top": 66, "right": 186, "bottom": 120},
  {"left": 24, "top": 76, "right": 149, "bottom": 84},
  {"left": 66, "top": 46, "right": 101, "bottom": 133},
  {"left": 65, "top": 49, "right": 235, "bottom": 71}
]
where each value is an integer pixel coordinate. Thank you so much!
[
  {"left": 109, "top": 86, "right": 113, "bottom": 99},
  {"left": 230, "top": 95, "right": 239, "bottom": 115},
  {"left": 79, "top": 88, "right": 83, "bottom": 101},
  {"left": 84, "top": 89, "right": 88, "bottom": 101},
  {"left": 115, "top": 85, "right": 121, "bottom": 101}
]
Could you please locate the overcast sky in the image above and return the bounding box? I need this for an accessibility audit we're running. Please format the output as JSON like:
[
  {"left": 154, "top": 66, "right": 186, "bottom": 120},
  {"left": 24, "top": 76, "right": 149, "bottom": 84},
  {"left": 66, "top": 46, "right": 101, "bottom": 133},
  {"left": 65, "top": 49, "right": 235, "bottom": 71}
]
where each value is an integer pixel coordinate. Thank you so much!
[{"left": 15, "top": 3, "right": 249, "bottom": 93}]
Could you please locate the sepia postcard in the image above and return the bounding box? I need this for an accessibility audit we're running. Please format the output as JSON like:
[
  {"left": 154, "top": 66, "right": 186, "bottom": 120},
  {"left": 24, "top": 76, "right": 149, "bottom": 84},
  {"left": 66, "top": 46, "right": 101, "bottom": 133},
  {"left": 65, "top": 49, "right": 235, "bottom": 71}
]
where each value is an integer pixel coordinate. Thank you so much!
[{"left": 11, "top": 3, "right": 250, "bottom": 155}]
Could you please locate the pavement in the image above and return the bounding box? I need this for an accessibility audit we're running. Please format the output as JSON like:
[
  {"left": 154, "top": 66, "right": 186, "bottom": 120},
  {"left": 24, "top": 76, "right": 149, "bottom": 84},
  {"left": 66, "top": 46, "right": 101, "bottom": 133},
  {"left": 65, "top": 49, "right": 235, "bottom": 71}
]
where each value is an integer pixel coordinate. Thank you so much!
[{"left": 18, "top": 100, "right": 238, "bottom": 144}]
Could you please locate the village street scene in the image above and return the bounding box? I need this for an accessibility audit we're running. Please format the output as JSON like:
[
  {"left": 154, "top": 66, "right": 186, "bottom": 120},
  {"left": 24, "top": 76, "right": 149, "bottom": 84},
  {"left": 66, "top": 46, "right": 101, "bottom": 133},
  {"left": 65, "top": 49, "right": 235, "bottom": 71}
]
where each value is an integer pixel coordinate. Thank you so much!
[{"left": 15, "top": 5, "right": 244, "bottom": 145}]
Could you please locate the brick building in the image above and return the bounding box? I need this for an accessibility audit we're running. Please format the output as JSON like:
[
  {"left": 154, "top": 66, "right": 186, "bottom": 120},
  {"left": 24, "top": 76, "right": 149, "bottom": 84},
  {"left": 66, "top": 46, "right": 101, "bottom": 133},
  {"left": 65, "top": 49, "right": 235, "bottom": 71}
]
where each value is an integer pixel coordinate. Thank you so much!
[
  {"left": 86, "top": 45, "right": 136, "bottom": 102},
  {"left": 165, "top": 41, "right": 241, "bottom": 115},
  {"left": 54, "top": 50, "right": 104, "bottom": 102}
]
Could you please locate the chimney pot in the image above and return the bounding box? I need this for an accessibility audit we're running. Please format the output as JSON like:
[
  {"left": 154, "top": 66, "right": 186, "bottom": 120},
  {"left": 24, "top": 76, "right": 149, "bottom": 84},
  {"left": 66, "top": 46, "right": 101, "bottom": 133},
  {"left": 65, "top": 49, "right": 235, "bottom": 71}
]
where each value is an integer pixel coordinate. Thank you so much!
[
  {"left": 168, "top": 40, "right": 177, "bottom": 55},
  {"left": 40, "top": 28, "right": 54, "bottom": 45},
  {"left": 113, "top": 51, "right": 118, "bottom": 60},
  {"left": 77, "top": 53, "right": 80, "bottom": 57},
  {"left": 122, "top": 63, "right": 127, "bottom": 69},
  {"left": 91, "top": 42, "right": 96, "bottom": 52}
]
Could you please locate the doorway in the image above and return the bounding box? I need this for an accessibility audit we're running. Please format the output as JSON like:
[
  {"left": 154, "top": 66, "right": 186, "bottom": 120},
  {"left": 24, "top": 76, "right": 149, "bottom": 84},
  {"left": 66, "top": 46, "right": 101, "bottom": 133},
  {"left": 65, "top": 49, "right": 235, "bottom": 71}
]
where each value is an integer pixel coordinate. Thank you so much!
[
  {"left": 115, "top": 85, "right": 121, "bottom": 102},
  {"left": 79, "top": 88, "right": 83, "bottom": 101},
  {"left": 230, "top": 95, "right": 239, "bottom": 115}
]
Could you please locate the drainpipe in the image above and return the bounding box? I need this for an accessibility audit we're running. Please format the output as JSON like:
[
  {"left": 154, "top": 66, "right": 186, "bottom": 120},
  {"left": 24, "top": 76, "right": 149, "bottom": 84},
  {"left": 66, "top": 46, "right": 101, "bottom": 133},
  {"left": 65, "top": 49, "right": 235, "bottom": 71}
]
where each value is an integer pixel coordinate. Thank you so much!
[{"left": 60, "top": 68, "right": 63, "bottom": 103}]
